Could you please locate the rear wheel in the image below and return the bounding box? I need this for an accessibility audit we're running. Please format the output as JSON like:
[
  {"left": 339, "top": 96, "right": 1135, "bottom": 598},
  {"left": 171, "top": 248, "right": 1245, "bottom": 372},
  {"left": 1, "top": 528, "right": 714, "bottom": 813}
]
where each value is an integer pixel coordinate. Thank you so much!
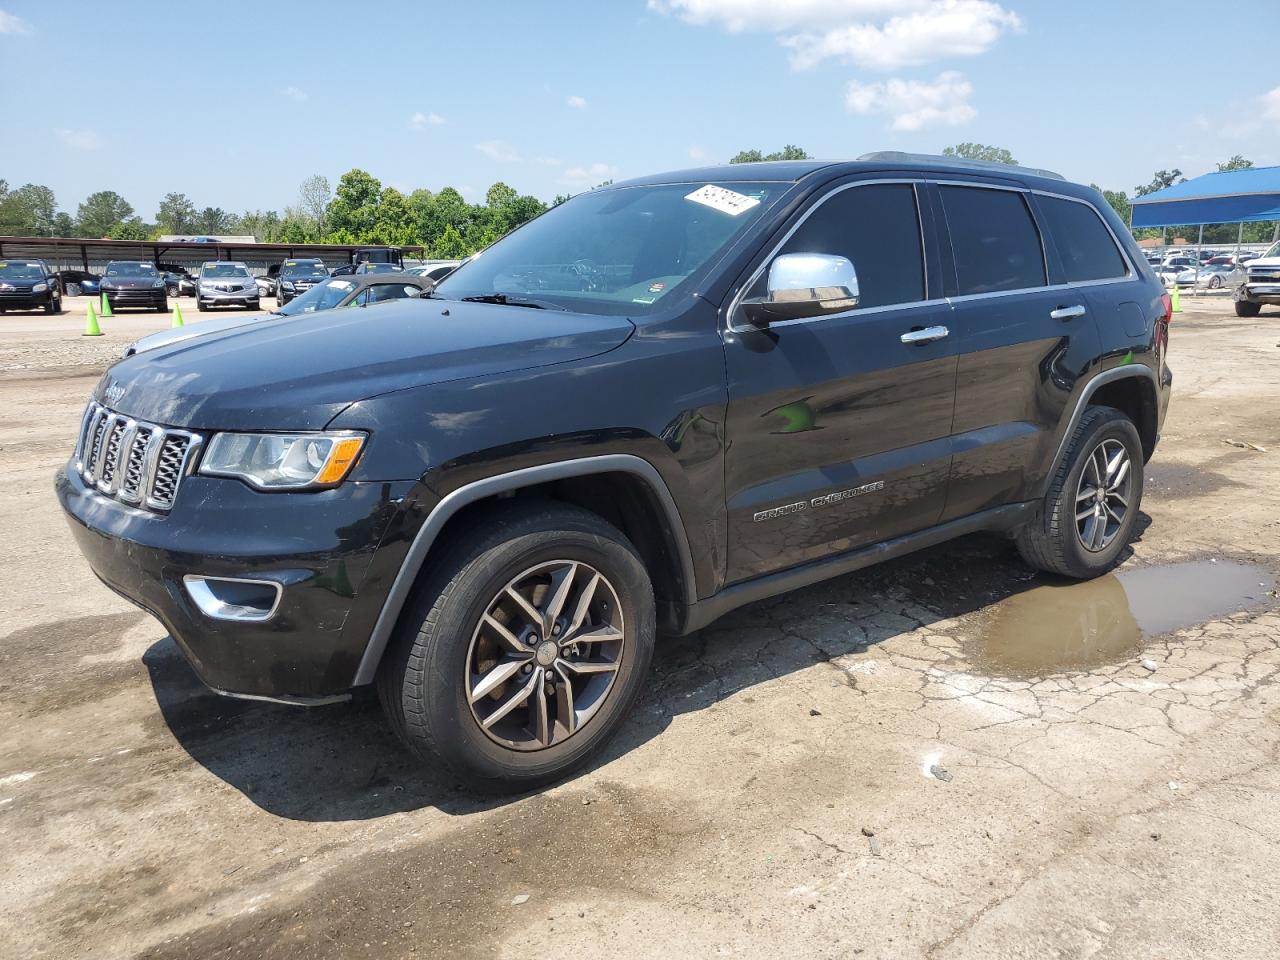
[
  {"left": 377, "top": 502, "right": 656, "bottom": 793},
  {"left": 1016, "top": 406, "right": 1143, "bottom": 579},
  {"left": 1235, "top": 300, "right": 1261, "bottom": 317}
]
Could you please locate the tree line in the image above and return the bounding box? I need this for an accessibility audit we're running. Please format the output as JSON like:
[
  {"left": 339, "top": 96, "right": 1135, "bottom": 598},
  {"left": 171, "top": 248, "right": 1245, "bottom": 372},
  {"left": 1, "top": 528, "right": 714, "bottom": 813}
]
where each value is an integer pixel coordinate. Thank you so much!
[
  {"left": 2, "top": 147, "right": 1274, "bottom": 256},
  {"left": 0, "top": 171, "right": 553, "bottom": 259}
]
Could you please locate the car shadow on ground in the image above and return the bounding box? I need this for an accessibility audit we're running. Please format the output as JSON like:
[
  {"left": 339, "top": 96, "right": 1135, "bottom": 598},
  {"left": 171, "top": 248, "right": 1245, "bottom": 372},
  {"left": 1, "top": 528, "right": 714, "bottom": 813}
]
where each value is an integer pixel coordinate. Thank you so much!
[{"left": 144, "top": 523, "right": 1148, "bottom": 823}]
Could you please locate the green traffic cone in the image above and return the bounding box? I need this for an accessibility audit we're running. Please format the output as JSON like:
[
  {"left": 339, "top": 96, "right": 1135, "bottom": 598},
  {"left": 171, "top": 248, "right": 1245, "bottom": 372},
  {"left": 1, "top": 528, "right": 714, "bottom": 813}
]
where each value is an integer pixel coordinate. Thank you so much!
[
  {"left": 99, "top": 291, "right": 113, "bottom": 317},
  {"left": 1171, "top": 283, "right": 1181, "bottom": 313},
  {"left": 83, "top": 301, "right": 103, "bottom": 336},
  {"left": 171, "top": 303, "right": 184, "bottom": 328}
]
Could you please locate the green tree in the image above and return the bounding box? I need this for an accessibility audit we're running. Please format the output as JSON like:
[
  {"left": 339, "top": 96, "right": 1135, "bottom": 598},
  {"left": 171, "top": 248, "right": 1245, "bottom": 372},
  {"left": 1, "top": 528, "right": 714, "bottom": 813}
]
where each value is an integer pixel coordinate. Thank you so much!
[
  {"left": 0, "top": 182, "right": 59, "bottom": 235},
  {"left": 234, "top": 209, "right": 282, "bottom": 242},
  {"left": 729, "top": 145, "right": 810, "bottom": 164},
  {"left": 1217, "top": 155, "right": 1253, "bottom": 172},
  {"left": 108, "top": 217, "right": 149, "bottom": 241},
  {"left": 326, "top": 168, "right": 382, "bottom": 242},
  {"left": 485, "top": 182, "right": 517, "bottom": 208},
  {"left": 431, "top": 223, "right": 469, "bottom": 259},
  {"left": 1090, "top": 184, "right": 1132, "bottom": 226},
  {"left": 942, "top": 142, "right": 1017, "bottom": 164},
  {"left": 194, "top": 207, "right": 233, "bottom": 235},
  {"left": 156, "top": 192, "right": 197, "bottom": 234},
  {"left": 298, "top": 174, "right": 331, "bottom": 235},
  {"left": 75, "top": 190, "right": 134, "bottom": 237},
  {"left": 370, "top": 187, "right": 416, "bottom": 246},
  {"left": 1135, "top": 169, "right": 1184, "bottom": 197}
]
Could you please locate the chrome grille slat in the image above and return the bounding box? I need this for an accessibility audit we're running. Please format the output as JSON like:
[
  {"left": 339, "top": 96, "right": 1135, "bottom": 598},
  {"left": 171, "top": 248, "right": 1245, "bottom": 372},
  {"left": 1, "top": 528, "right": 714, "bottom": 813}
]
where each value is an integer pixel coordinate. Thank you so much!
[{"left": 75, "top": 401, "right": 200, "bottom": 513}]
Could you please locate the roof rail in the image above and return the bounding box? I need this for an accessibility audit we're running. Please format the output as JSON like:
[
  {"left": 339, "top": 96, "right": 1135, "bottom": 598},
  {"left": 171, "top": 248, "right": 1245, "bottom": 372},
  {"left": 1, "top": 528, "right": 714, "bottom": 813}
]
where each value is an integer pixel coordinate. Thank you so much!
[{"left": 857, "top": 151, "right": 1065, "bottom": 182}]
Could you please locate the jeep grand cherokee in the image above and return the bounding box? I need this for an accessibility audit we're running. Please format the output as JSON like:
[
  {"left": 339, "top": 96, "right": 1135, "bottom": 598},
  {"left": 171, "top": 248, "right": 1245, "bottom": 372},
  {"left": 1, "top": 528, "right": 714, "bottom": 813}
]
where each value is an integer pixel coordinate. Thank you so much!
[{"left": 58, "top": 153, "right": 1172, "bottom": 791}]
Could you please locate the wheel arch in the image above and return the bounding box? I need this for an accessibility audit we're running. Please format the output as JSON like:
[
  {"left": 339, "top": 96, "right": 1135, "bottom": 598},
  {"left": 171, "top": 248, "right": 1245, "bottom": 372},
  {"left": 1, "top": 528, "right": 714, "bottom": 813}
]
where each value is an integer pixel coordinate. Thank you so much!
[
  {"left": 350, "top": 454, "right": 697, "bottom": 687},
  {"left": 1045, "top": 365, "right": 1159, "bottom": 489}
]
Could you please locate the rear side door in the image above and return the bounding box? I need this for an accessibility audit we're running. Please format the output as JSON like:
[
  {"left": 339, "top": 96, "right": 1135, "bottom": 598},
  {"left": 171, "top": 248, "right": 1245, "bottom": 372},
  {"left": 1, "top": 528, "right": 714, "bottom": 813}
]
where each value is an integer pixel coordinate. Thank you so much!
[
  {"left": 722, "top": 180, "right": 958, "bottom": 584},
  {"left": 935, "top": 182, "right": 1103, "bottom": 520}
]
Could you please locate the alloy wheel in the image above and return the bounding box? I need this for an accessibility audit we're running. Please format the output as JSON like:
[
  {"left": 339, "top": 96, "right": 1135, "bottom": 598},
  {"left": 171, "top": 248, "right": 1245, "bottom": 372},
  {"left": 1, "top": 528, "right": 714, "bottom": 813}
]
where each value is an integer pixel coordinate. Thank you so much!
[
  {"left": 466, "top": 560, "right": 625, "bottom": 751},
  {"left": 1074, "top": 438, "right": 1131, "bottom": 552}
]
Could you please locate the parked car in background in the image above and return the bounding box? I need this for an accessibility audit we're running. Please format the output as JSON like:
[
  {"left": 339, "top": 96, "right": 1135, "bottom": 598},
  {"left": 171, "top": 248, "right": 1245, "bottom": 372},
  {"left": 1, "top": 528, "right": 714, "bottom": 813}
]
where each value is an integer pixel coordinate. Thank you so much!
[
  {"left": 56, "top": 269, "right": 101, "bottom": 297},
  {"left": 101, "top": 261, "right": 168, "bottom": 312},
  {"left": 1161, "top": 256, "right": 1200, "bottom": 270},
  {"left": 276, "top": 258, "right": 329, "bottom": 305},
  {"left": 354, "top": 262, "right": 404, "bottom": 275},
  {"left": 196, "top": 261, "right": 260, "bottom": 311},
  {"left": 407, "top": 260, "right": 463, "bottom": 284},
  {"left": 0, "top": 258, "right": 63, "bottom": 313},
  {"left": 1236, "top": 240, "right": 1280, "bottom": 316},
  {"left": 1193, "top": 262, "right": 1244, "bottom": 290},
  {"left": 255, "top": 275, "right": 276, "bottom": 299},
  {"left": 124, "top": 272, "right": 433, "bottom": 356},
  {"left": 162, "top": 271, "right": 194, "bottom": 298}
]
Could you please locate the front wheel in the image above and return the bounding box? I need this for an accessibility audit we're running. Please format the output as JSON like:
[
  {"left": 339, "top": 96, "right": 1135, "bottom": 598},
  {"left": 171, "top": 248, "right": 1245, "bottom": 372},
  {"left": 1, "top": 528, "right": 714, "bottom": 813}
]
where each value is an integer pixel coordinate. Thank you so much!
[
  {"left": 1235, "top": 300, "right": 1261, "bottom": 317},
  {"left": 1016, "top": 406, "right": 1143, "bottom": 579},
  {"left": 377, "top": 502, "right": 655, "bottom": 793}
]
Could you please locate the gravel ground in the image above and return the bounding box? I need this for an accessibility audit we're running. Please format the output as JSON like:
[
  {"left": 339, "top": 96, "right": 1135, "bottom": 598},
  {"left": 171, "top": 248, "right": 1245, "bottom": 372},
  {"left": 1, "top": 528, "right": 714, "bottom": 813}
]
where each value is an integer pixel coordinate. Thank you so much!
[{"left": 1, "top": 296, "right": 1279, "bottom": 960}]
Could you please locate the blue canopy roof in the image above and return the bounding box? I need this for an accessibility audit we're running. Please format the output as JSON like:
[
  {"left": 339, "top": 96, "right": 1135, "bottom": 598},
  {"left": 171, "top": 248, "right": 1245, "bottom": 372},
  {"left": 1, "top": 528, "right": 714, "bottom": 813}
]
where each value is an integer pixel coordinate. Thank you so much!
[{"left": 1131, "top": 166, "right": 1280, "bottom": 227}]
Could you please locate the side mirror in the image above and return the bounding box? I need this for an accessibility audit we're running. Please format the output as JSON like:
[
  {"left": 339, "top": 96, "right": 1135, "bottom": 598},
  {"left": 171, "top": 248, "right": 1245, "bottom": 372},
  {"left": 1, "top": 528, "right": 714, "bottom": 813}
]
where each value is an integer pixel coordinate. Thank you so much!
[{"left": 740, "top": 253, "right": 860, "bottom": 327}]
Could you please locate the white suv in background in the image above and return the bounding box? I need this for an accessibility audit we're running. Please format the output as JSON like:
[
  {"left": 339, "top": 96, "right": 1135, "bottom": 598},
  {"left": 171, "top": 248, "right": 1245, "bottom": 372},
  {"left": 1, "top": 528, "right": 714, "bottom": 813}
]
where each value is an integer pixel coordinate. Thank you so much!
[{"left": 196, "top": 261, "right": 261, "bottom": 312}]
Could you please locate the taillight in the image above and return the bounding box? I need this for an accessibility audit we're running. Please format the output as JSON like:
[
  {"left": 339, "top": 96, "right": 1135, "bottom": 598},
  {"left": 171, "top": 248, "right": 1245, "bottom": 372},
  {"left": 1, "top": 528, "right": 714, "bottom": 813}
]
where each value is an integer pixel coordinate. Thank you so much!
[{"left": 1160, "top": 292, "right": 1173, "bottom": 323}]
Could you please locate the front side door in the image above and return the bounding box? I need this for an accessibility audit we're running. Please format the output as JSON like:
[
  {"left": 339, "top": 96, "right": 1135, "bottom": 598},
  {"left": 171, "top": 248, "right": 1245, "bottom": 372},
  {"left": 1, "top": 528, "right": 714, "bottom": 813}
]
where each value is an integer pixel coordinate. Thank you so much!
[
  {"left": 936, "top": 183, "right": 1104, "bottom": 520},
  {"left": 722, "top": 180, "right": 958, "bottom": 584}
]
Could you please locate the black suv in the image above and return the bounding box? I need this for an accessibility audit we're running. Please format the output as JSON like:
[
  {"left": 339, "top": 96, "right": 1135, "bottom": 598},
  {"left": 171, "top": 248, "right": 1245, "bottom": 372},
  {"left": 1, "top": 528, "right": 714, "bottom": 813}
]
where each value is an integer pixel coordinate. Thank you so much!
[
  {"left": 57, "top": 155, "right": 1172, "bottom": 791},
  {"left": 275, "top": 257, "right": 329, "bottom": 305},
  {"left": 101, "top": 261, "right": 169, "bottom": 312},
  {"left": 0, "top": 258, "right": 62, "bottom": 313}
]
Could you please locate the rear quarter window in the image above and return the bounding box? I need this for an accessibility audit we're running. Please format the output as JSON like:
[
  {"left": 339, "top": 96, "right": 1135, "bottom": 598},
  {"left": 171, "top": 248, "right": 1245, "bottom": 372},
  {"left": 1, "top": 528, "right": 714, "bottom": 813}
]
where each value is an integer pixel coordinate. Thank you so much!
[
  {"left": 1037, "top": 195, "right": 1128, "bottom": 282},
  {"left": 940, "top": 186, "right": 1047, "bottom": 295}
]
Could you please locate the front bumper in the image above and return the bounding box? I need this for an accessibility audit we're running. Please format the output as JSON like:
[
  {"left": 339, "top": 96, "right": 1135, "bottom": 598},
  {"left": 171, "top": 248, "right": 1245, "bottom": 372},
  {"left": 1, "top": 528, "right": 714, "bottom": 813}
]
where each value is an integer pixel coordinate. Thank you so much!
[
  {"left": 57, "top": 464, "right": 416, "bottom": 700},
  {"left": 0, "top": 289, "right": 55, "bottom": 309},
  {"left": 1244, "top": 284, "right": 1280, "bottom": 305},
  {"left": 105, "top": 288, "right": 167, "bottom": 308},
  {"left": 198, "top": 288, "right": 259, "bottom": 306}
]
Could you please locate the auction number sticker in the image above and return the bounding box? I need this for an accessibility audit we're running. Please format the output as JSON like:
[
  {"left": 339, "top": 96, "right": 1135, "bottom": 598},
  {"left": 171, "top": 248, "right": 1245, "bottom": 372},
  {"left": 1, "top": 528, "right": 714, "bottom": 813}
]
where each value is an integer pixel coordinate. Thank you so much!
[{"left": 685, "top": 184, "right": 760, "bottom": 216}]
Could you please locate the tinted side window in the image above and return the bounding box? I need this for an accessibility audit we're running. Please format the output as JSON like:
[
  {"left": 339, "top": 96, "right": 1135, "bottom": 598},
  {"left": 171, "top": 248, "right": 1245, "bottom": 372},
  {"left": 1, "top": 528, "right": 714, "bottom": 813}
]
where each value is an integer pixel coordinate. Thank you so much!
[
  {"left": 1037, "top": 196, "right": 1127, "bottom": 282},
  {"left": 755, "top": 183, "right": 925, "bottom": 309},
  {"left": 367, "top": 283, "right": 417, "bottom": 303},
  {"left": 941, "top": 186, "right": 1046, "bottom": 295}
]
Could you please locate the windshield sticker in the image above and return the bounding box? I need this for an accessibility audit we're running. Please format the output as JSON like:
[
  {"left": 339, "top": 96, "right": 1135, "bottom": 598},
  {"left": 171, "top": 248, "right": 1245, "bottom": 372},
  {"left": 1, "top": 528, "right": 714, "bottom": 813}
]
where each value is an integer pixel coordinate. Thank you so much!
[
  {"left": 685, "top": 184, "right": 760, "bottom": 217},
  {"left": 632, "top": 296, "right": 657, "bottom": 304},
  {"left": 331, "top": 280, "right": 355, "bottom": 291},
  {"left": 648, "top": 281, "right": 666, "bottom": 293}
]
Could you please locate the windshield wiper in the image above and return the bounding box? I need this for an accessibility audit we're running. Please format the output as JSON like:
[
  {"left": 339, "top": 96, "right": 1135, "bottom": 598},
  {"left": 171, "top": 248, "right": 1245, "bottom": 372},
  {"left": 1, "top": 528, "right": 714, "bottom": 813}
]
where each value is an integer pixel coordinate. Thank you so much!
[{"left": 458, "top": 293, "right": 558, "bottom": 310}]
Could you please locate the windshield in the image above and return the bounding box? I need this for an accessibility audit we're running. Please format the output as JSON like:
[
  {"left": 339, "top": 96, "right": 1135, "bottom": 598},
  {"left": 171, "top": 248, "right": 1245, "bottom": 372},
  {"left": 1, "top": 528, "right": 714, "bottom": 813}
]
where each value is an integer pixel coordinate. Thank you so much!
[
  {"left": 281, "top": 261, "right": 328, "bottom": 279},
  {"left": 1262, "top": 241, "right": 1280, "bottom": 259},
  {"left": 274, "top": 277, "right": 356, "bottom": 316},
  {"left": 357, "top": 263, "right": 402, "bottom": 273},
  {"left": 201, "top": 263, "right": 250, "bottom": 278},
  {"left": 106, "top": 262, "right": 158, "bottom": 277},
  {"left": 433, "top": 181, "right": 780, "bottom": 315},
  {"left": 0, "top": 261, "right": 44, "bottom": 279}
]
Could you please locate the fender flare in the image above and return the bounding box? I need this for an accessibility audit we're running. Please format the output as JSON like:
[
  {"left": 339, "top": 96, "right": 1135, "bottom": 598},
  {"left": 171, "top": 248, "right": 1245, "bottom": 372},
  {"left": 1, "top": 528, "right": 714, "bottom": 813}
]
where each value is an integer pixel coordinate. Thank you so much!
[
  {"left": 1044, "top": 365, "right": 1158, "bottom": 485},
  {"left": 350, "top": 454, "right": 697, "bottom": 686}
]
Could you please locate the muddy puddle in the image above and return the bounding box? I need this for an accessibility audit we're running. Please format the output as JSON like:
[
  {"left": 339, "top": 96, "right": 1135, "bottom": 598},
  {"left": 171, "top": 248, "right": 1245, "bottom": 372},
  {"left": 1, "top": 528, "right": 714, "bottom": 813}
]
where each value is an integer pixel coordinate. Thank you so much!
[{"left": 972, "top": 561, "right": 1274, "bottom": 676}]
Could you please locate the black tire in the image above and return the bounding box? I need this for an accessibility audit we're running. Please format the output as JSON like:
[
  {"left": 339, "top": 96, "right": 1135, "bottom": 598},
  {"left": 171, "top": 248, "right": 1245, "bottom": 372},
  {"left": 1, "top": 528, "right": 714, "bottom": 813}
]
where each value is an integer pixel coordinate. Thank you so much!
[
  {"left": 196, "top": 301, "right": 207, "bottom": 312},
  {"left": 1209, "top": 276, "right": 1222, "bottom": 289},
  {"left": 1235, "top": 300, "right": 1261, "bottom": 318},
  {"left": 157, "top": 299, "right": 168, "bottom": 314},
  {"left": 1016, "top": 406, "right": 1143, "bottom": 579},
  {"left": 45, "top": 295, "right": 60, "bottom": 315},
  {"left": 377, "top": 501, "right": 656, "bottom": 793}
]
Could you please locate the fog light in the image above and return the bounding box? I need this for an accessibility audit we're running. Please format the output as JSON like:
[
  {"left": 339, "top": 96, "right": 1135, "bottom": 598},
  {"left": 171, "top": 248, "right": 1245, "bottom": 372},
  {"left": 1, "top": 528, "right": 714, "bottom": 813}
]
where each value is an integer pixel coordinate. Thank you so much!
[{"left": 183, "top": 575, "right": 282, "bottom": 622}]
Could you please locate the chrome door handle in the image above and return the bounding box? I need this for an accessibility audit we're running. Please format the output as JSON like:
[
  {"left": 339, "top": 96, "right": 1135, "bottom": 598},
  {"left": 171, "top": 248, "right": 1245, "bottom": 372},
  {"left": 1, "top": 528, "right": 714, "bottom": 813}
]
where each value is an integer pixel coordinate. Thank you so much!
[
  {"left": 1050, "top": 304, "right": 1087, "bottom": 321},
  {"left": 900, "top": 325, "right": 949, "bottom": 345}
]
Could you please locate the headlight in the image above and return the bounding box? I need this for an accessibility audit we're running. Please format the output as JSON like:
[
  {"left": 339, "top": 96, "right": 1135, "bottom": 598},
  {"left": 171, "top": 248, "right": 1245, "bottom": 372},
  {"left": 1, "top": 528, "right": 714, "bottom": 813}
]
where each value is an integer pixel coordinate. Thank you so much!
[
  {"left": 281, "top": 281, "right": 295, "bottom": 290},
  {"left": 101, "top": 280, "right": 114, "bottom": 289},
  {"left": 200, "top": 432, "right": 366, "bottom": 490},
  {"left": 32, "top": 282, "right": 48, "bottom": 292}
]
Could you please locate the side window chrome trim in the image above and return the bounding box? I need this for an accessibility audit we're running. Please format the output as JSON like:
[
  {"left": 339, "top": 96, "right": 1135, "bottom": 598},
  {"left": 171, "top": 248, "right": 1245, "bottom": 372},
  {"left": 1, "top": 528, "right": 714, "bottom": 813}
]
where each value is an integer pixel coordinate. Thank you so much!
[{"left": 725, "top": 178, "right": 930, "bottom": 334}]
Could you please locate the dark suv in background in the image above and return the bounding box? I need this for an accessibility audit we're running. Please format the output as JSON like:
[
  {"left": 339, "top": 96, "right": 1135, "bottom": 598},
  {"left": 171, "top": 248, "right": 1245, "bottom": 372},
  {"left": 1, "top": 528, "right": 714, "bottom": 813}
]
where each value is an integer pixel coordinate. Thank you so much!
[
  {"left": 58, "top": 153, "right": 1171, "bottom": 792},
  {"left": 0, "top": 258, "right": 62, "bottom": 313},
  {"left": 275, "top": 257, "right": 329, "bottom": 305},
  {"left": 100, "top": 261, "right": 168, "bottom": 312}
]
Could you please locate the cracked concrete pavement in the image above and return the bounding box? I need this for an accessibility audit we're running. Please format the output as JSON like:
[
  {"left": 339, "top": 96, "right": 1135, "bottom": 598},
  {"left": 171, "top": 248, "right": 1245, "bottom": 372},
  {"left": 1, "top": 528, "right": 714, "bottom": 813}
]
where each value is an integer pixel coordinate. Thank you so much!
[{"left": 1, "top": 296, "right": 1278, "bottom": 959}]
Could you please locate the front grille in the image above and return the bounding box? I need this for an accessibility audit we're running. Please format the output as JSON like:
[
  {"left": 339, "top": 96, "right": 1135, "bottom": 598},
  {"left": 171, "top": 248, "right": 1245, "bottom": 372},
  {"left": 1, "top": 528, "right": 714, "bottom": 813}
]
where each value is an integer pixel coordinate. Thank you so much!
[
  {"left": 1248, "top": 269, "right": 1280, "bottom": 281},
  {"left": 75, "top": 402, "right": 201, "bottom": 512}
]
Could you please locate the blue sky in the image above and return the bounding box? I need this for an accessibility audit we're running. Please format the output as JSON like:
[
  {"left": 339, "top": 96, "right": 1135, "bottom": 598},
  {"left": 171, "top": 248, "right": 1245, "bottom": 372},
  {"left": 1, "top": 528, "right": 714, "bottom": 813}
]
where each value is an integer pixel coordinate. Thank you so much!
[{"left": 1, "top": 0, "right": 1277, "bottom": 221}]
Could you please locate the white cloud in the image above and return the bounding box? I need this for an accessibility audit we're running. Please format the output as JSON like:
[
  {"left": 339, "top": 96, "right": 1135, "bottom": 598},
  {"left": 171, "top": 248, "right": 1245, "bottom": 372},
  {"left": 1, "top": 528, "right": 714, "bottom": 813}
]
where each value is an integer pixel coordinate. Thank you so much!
[
  {"left": 0, "top": 9, "right": 32, "bottom": 33},
  {"left": 652, "top": 0, "right": 1019, "bottom": 71},
  {"left": 280, "top": 86, "right": 308, "bottom": 102},
  {"left": 566, "top": 95, "right": 588, "bottom": 109},
  {"left": 845, "top": 71, "right": 975, "bottom": 131},
  {"left": 1263, "top": 86, "right": 1280, "bottom": 124},
  {"left": 475, "top": 140, "right": 523, "bottom": 163},
  {"left": 55, "top": 128, "right": 101, "bottom": 150},
  {"left": 409, "top": 111, "right": 446, "bottom": 129},
  {"left": 559, "top": 163, "right": 619, "bottom": 189}
]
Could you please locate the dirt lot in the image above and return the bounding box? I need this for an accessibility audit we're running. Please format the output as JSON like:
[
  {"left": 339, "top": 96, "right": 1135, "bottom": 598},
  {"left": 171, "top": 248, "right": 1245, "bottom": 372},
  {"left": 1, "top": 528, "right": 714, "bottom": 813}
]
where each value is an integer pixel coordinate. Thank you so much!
[{"left": 2, "top": 295, "right": 1279, "bottom": 960}]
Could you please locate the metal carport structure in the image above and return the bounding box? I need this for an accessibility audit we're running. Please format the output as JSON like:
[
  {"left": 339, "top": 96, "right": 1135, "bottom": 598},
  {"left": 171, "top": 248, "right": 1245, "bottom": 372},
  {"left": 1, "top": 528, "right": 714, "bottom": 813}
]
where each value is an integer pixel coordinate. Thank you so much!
[{"left": 1131, "top": 166, "right": 1280, "bottom": 249}]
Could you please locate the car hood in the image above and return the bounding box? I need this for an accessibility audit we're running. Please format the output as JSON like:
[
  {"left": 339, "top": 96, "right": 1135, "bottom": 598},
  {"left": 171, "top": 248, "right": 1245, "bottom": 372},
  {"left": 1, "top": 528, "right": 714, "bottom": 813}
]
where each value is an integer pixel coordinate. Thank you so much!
[
  {"left": 127, "top": 311, "right": 277, "bottom": 355},
  {"left": 95, "top": 299, "right": 636, "bottom": 431}
]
